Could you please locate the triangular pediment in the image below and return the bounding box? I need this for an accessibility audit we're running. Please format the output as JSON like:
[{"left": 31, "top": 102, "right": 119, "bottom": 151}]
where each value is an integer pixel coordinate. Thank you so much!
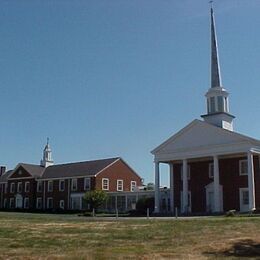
[{"left": 152, "top": 119, "right": 260, "bottom": 156}]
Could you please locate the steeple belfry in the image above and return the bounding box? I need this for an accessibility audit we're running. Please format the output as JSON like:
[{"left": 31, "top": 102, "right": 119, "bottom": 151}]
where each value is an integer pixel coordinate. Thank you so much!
[
  {"left": 40, "top": 138, "right": 54, "bottom": 168},
  {"left": 201, "top": 5, "right": 235, "bottom": 131}
]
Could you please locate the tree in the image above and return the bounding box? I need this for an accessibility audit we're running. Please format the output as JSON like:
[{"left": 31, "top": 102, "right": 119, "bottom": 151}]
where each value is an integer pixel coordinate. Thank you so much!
[
  {"left": 83, "top": 190, "right": 108, "bottom": 211},
  {"left": 146, "top": 183, "right": 155, "bottom": 190}
]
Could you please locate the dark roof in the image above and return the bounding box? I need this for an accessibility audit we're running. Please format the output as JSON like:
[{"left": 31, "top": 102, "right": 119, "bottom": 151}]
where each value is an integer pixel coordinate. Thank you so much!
[
  {"left": 19, "top": 163, "right": 45, "bottom": 178},
  {"left": 0, "top": 170, "right": 13, "bottom": 183},
  {"left": 42, "top": 157, "right": 119, "bottom": 179}
]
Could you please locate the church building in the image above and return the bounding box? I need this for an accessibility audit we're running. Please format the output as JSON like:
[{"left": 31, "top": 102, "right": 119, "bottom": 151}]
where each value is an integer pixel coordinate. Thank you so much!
[{"left": 152, "top": 7, "right": 260, "bottom": 214}]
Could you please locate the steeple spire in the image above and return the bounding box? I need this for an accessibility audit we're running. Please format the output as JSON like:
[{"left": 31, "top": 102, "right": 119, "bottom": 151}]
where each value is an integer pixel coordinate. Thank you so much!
[{"left": 210, "top": 5, "right": 222, "bottom": 88}]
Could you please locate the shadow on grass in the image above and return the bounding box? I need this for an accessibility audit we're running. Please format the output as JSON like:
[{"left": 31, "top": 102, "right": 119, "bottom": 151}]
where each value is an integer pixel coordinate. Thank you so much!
[{"left": 204, "top": 239, "right": 260, "bottom": 257}]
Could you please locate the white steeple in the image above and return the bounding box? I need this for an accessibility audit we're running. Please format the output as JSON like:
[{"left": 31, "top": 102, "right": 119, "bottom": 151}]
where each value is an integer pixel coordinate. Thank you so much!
[
  {"left": 40, "top": 138, "right": 54, "bottom": 168},
  {"left": 201, "top": 5, "right": 235, "bottom": 131}
]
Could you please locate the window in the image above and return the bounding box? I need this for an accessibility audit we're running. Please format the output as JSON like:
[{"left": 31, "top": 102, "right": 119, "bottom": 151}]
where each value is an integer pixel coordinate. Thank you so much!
[
  {"left": 181, "top": 165, "right": 191, "bottom": 180},
  {"left": 37, "top": 181, "right": 43, "bottom": 192},
  {"left": 24, "top": 198, "right": 29, "bottom": 209},
  {"left": 17, "top": 182, "right": 22, "bottom": 193},
  {"left": 217, "top": 96, "right": 224, "bottom": 112},
  {"left": 131, "top": 181, "right": 137, "bottom": 192},
  {"left": 239, "top": 160, "right": 248, "bottom": 176},
  {"left": 36, "top": 198, "right": 42, "bottom": 209},
  {"left": 84, "top": 177, "right": 91, "bottom": 191},
  {"left": 71, "top": 179, "right": 77, "bottom": 191},
  {"left": 117, "top": 180, "right": 123, "bottom": 191},
  {"left": 25, "top": 182, "right": 30, "bottom": 192},
  {"left": 10, "top": 183, "right": 15, "bottom": 193},
  {"left": 59, "top": 200, "right": 65, "bottom": 209},
  {"left": 48, "top": 181, "right": 53, "bottom": 192},
  {"left": 209, "top": 163, "right": 214, "bottom": 179},
  {"left": 10, "top": 198, "right": 15, "bottom": 208},
  {"left": 102, "top": 178, "right": 109, "bottom": 190},
  {"left": 3, "top": 198, "right": 7, "bottom": 208},
  {"left": 210, "top": 97, "right": 216, "bottom": 113},
  {"left": 4, "top": 183, "right": 8, "bottom": 193},
  {"left": 18, "top": 170, "right": 22, "bottom": 175},
  {"left": 47, "top": 197, "right": 53, "bottom": 209},
  {"left": 59, "top": 180, "right": 65, "bottom": 192},
  {"left": 242, "top": 190, "right": 249, "bottom": 205}
]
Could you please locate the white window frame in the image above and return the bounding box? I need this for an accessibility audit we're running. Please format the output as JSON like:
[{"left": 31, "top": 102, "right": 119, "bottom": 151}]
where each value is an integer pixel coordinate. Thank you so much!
[
  {"left": 59, "top": 180, "right": 65, "bottom": 192},
  {"left": 239, "top": 160, "right": 248, "bottom": 176},
  {"left": 84, "top": 177, "right": 91, "bottom": 191},
  {"left": 47, "top": 197, "right": 53, "bottom": 209},
  {"left": 209, "top": 163, "right": 214, "bottom": 179},
  {"left": 131, "top": 181, "right": 137, "bottom": 192},
  {"left": 25, "top": 182, "right": 30, "bottom": 193},
  {"left": 10, "top": 198, "right": 14, "bottom": 208},
  {"left": 102, "top": 178, "right": 109, "bottom": 191},
  {"left": 36, "top": 197, "right": 42, "bottom": 209},
  {"left": 181, "top": 165, "right": 191, "bottom": 180},
  {"left": 117, "top": 180, "right": 123, "bottom": 191},
  {"left": 71, "top": 179, "right": 77, "bottom": 191},
  {"left": 48, "top": 181, "right": 53, "bottom": 192},
  {"left": 24, "top": 197, "right": 29, "bottom": 209},
  {"left": 59, "top": 200, "right": 65, "bottom": 209},
  {"left": 17, "top": 182, "right": 22, "bottom": 193},
  {"left": 37, "top": 181, "right": 43, "bottom": 192},
  {"left": 10, "top": 183, "right": 15, "bottom": 193}
]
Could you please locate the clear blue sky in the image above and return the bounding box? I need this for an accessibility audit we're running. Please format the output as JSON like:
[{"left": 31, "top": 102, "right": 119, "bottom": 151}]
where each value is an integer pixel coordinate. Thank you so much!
[{"left": 1, "top": 0, "right": 260, "bottom": 186}]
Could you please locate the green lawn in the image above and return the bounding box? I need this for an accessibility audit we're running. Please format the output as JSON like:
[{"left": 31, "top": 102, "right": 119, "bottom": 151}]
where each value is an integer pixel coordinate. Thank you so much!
[{"left": 0, "top": 212, "right": 260, "bottom": 259}]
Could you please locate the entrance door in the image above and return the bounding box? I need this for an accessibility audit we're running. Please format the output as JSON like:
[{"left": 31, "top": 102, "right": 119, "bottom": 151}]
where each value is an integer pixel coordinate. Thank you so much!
[
  {"left": 239, "top": 188, "right": 249, "bottom": 212},
  {"left": 205, "top": 182, "right": 223, "bottom": 213},
  {"left": 15, "top": 194, "right": 23, "bottom": 209}
]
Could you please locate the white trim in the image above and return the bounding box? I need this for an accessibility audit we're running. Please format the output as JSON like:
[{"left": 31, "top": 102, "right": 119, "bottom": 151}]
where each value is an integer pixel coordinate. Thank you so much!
[
  {"left": 9, "top": 197, "right": 14, "bottom": 208},
  {"left": 59, "top": 179, "right": 65, "bottom": 192},
  {"left": 102, "top": 178, "right": 109, "bottom": 191},
  {"left": 94, "top": 158, "right": 120, "bottom": 177},
  {"left": 117, "top": 179, "right": 123, "bottom": 191},
  {"left": 40, "top": 175, "right": 95, "bottom": 181}
]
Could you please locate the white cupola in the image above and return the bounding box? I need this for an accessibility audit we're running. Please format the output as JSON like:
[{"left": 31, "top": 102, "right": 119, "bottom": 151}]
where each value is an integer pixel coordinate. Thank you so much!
[{"left": 40, "top": 138, "right": 54, "bottom": 168}]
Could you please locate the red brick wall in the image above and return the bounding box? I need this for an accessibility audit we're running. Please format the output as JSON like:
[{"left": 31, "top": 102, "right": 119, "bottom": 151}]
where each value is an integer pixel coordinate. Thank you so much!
[
  {"left": 173, "top": 156, "right": 260, "bottom": 213},
  {"left": 96, "top": 159, "right": 142, "bottom": 192}
]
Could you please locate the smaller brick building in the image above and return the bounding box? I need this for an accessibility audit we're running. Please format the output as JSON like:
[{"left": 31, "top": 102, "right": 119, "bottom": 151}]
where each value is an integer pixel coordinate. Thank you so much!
[{"left": 0, "top": 142, "right": 142, "bottom": 211}]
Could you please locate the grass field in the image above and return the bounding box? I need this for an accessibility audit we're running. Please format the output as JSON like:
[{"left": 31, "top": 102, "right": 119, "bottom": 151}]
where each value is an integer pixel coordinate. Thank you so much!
[{"left": 0, "top": 212, "right": 260, "bottom": 259}]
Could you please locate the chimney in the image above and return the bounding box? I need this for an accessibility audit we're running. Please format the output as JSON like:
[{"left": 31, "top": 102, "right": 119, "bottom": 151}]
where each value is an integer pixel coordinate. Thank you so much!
[{"left": 0, "top": 166, "right": 6, "bottom": 176}]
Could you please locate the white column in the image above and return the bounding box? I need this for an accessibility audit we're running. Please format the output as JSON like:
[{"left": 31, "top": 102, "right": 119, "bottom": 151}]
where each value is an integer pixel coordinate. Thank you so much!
[
  {"left": 154, "top": 161, "right": 160, "bottom": 213},
  {"left": 247, "top": 151, "right": 256, "bottom": 211},
  {"left": 182, "top": 159, "right": 188, "bottom": 213},
  {"left": 213, "top": 155, "right": 220, "bottom": 212},
  {"left": 169, "top": 163, "right": 174, "bottom": 213}
]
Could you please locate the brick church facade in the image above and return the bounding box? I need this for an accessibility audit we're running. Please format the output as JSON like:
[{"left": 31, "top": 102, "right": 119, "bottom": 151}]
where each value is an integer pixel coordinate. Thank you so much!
[
  {"left": 0, "top": 141, "right": 142, "bottom": 211},
  {"left": 152, "top": 7, "right": 260, "bottom": 214}
]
